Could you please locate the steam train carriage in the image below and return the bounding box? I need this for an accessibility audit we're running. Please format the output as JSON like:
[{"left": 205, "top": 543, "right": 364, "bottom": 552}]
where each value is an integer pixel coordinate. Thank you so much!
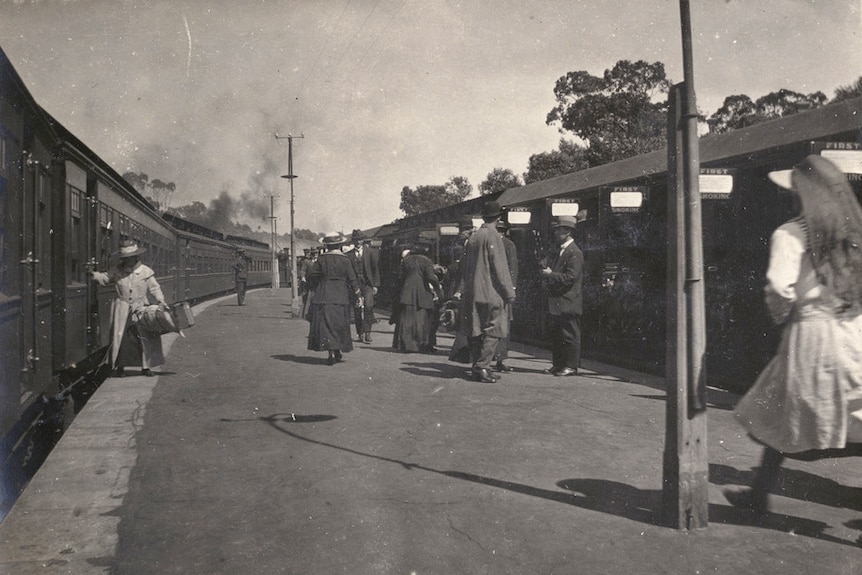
[
  {"left": 1, "top": 46, "right": 271, "bottom": 511},
  {"left": 373, "top": 96, "right": 862, "bottom": 393}
]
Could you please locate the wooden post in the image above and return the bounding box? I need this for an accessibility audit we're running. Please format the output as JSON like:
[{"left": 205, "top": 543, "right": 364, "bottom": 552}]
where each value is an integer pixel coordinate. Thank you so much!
[{"left": 662, "top": 82, "right": 709, "bottom": 529}]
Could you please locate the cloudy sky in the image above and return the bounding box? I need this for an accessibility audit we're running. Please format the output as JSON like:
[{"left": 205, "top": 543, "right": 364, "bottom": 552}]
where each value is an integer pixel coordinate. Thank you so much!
[{"left": 1, "top": 0, "right": 860, "bottom": 236}]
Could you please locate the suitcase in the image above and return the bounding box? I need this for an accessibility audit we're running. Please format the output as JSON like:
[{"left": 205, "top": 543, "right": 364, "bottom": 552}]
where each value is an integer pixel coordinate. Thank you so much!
[
  {"left": 137, "top": 305, "right": 178, "bottom": 334},
  {"left": 172, "top": 301, "right": 195, "bottom": 329}
]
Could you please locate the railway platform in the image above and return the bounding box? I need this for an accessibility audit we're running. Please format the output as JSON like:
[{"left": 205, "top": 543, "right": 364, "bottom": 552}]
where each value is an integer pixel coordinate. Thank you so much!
[{"left": 1, "top": 288, "right": 860, "bottom": 575}]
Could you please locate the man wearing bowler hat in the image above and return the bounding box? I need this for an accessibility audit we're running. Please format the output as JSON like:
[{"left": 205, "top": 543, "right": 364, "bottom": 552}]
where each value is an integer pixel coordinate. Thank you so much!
[
  {"left": 540, "top": 215, "right": 584, "bottom": 376},
  {"left": 453, "top": 200, "right": 516, "bottom": 383}
]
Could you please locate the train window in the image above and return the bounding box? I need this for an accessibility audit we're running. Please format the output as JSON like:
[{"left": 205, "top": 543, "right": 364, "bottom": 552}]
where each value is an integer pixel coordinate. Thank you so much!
[
  {"left": 0, "top": 137, "right": 6, "bottom": 175},
  {"left": 68, "top": 185, "right": 84, "bottom": 281}
]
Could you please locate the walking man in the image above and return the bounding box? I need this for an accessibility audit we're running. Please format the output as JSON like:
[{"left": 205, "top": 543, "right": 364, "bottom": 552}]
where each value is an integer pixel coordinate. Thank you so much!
[
  {"left": 454, "top": 201, "right": 516, "bottom": 383},
  {"left": 350, "top": 229, "right": 380, "bottom": 343},
  {"left": 232, "top": 248, "right": 251, "bottom": 306},
  {"left": 540, "top": 215, "right": 584, "bottom": 376}
]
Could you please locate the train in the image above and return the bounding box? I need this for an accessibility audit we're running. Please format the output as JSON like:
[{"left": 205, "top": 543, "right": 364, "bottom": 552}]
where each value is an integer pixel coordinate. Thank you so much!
[
  {"left": 370, "top": 95, "right": 862, "bottom": 393},
  {"left": 0, "top": 47, "right": 272, "bottom": 515}
]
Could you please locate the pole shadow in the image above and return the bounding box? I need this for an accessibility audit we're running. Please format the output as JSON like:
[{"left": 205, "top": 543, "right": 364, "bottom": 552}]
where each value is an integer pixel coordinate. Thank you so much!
[{"left": 257, "top": 412, "right": 860, "bottom": 547}]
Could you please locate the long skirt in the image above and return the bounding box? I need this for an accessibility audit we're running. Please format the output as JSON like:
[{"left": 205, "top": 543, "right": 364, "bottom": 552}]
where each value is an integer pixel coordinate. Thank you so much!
[
  {"left": 114, "top": 317, "right": 165, "bottom": 369},
  {"left": 307, "top": 303, "right": 354, "bottom": 352},
  {"left": 735, "top": 304, "right": 862, "bottom": 453},
  {"left": 392, "top": 305, "right": 433, "bottom": 352}
]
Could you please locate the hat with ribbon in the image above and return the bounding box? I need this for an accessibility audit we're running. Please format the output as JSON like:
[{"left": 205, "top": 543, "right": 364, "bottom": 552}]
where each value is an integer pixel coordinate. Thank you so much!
[
  {"left": 319, "top": 231, "right": 347, "bottom": 247},
  {"left": 551, "top": 215, "right": 578, "bottom": 230},
  {"left": 114, "top": 239, "right": 146, "bottom": 258}
]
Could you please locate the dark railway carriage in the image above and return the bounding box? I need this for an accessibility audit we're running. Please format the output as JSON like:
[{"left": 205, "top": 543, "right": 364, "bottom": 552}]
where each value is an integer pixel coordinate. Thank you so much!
[
  {"left": 1, "top": 46, "right": 274, "bottom": 517},
  {"left": 1, "top": 48, "right": 61, "bottom": 454},
  {"left": 495, "top": 96, "right": 862, "bottom": 391}
]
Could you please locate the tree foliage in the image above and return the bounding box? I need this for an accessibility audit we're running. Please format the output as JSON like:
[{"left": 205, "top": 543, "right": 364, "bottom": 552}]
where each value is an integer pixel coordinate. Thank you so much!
[
  {"left": 479, "top": 167, "right": 522, "bottom": 195},
  {"left": 546, "top": 60, "right": 670, "bottom": 166},
  {"left": 399, "top": 176, "right": 473, "bottom": 216},
  {"left": 833, "top": 76, "right": 862, "bottom": 103},
  {"left": 524, "top": 139, "right": 590, "bottom": 184},
  {"left": 706, "top": 89, "right": 827, "bottom": 135}
]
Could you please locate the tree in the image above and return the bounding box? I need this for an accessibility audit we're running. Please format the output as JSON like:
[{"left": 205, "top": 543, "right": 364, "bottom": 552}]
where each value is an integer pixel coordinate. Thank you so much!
[
  {"left": 524, "top": 139, "right": 590, "bottom": 184},
  {"left": 833, "top": 76, "right": 862, "bottom": 102},
  {"left": 546, "top": 60, "right": 670, "bottom": 166},
  {"left": 167, "top": 201, "right": 208, "bottom": 222},
  {"left": 148, "top": 178, "right": 177, "bottom": 212},
  {"left": 399, "top": 176, "right": 473, "bottom": 216},
  {"left": 122, "top": 171, "right": 149, "bottom": 193},
  {"left": 707, "top": 89, "right": 827, "bottom": 135},
  {"left": 706, "top": 94, "right": 758, "bottom": 134},
  {"left": 479, "top": 168, "right": 522, "bottom": 195}
]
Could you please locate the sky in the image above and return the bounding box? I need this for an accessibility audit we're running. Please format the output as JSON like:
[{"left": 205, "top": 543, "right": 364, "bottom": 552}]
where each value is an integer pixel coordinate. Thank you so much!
[{"left": 1, "top": 0, "right": 860, "bottom": 237}]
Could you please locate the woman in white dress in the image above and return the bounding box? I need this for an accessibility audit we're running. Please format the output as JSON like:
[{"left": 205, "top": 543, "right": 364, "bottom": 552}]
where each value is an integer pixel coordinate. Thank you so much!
[{"left": 726, "top": 155, "right": 862, "bottom": 516}]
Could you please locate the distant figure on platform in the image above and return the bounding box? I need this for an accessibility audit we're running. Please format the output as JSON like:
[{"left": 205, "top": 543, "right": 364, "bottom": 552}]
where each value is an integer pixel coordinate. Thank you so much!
[
  {"left": 91, "top": 239, "right": 168, "bottom": 377},
  {"left": 350, "top": 229, "right": 381, "bottom": 343},
  {"left": 307, "top": 232, "right": 362, "bottom": 365},
  {"left": 540, "top": 215, "right": 584, "bottom": 377},
  {"left": 232, "top": 248, "right": 251, "bottom": 305},
  {"left": 452, "top": 201, "right": 516, "bottom": 383},
  {"left": 392, "top": 242, "right": 441, "bottom": 353},
  {"left": 493, "top": 219, "right": 519, "bottom": 372},
  {"left": 726, "top": 155, "right": 862, "bottom": 517},
  {"left": 299, "top": 247, "right": 317, "bottom": 319}
]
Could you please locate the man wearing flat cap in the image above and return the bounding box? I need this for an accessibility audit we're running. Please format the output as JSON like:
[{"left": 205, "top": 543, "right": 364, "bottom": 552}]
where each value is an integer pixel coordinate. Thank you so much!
[
  {"left": 453, "top": 200, "right": 516, "bottom": 383},
  {"left": 540, "top": 215, "right": 584, "bottom": 376},
  {"left": 350, "top": 229, "right": 380, "bottom": 343}
]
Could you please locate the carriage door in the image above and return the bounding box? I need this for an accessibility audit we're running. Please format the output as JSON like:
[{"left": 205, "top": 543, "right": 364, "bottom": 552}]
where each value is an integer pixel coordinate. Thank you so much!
[{"left": 19, "top": 153, "right": 52, "bottom": 393}]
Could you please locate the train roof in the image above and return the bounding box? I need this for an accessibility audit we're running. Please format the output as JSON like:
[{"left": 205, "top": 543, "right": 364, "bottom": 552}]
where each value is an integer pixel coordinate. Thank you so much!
[{"left": 498, "top": 96, "right": 862, "bottom": 207}]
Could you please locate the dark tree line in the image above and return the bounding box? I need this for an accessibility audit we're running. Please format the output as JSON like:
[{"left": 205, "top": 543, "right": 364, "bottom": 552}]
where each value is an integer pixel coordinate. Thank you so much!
[{"left": 400, "top": 62, "right": 862, "bottom": 217}]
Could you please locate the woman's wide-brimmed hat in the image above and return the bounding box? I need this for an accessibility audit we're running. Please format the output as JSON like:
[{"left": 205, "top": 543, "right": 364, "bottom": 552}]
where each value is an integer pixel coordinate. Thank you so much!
[
  {"left": 768, "top": 154, "right": 846, "bottom": 192},
  {"left": 319, "top": 231, "right": 347, "bottom": 247},
  {"left": 114, "top": 239, "right": 146, "bottom": 258}
]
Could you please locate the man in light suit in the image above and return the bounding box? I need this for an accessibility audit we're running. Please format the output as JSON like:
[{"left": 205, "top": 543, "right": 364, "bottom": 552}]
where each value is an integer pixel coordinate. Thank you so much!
[
  {"left": 540, "top": 215, "right": 584, "bottom": 376},
  {"left": 350, "top": 229, "right": 381, "bottom": 343},
  {"left": 454, "top": 201, "right": 516, "bottom": 383}
]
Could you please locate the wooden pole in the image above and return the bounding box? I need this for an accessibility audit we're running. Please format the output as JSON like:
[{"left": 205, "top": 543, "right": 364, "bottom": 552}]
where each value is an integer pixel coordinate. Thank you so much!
[{"left": 661, "top": 0, "right": 709, "bottom": 529}]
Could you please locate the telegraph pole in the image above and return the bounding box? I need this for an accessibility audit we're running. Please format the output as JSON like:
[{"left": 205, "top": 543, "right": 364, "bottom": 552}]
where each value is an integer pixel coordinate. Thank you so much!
[{"left": 277, "top": 132, "right": 304, "bottom": 317}]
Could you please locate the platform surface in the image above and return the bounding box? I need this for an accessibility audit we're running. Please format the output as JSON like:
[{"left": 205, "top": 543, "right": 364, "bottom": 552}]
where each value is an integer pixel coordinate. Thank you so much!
[{"left": 1, "top": 288, "right": 860, "bottom": 574}]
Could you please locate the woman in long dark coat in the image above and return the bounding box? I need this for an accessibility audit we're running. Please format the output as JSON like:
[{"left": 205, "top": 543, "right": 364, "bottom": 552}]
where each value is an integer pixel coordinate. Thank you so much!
[
  {"left": 392, "top": 244, "right": 441, "bottom": 353},
  {"left": 307, "top": 232, "right": 361, "bottom": 365}
]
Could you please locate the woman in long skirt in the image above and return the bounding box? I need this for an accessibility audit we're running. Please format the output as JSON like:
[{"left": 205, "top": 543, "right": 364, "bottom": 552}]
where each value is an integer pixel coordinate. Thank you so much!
[
  {"left": 91, "top": 239, "right": 168, "bottom": 377},
  {"left": 726, "top": 155, "right": 862, "bottom": 516},
  {"left": 307, "top": 232, "right": 361, "bottom": 365},
  {"left": 392, "top": 244, "right": 441, "bottom": 353}
]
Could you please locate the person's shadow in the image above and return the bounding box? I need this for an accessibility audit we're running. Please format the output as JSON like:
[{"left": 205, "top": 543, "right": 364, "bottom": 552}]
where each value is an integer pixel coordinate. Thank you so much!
[
  {"left": 400, "top": 361, "right": 471, "bottom": 379},
  {"left": 272, "top": 353, "right": 330, "bottom": 365}
]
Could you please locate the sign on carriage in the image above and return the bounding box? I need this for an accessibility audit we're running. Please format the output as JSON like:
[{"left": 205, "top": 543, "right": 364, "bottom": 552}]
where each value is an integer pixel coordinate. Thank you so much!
[
  {"left": 506, "top": 207, "right": 532, "bottom": 225},
  {"left": 609, "top": 186, "right": 648, "bottom": 212},
  {"left": 811, "top": 142, "right": 862, "bottom": 181},
  {"left": 699, "top": 168, "right": 735, "bottom": 199}
]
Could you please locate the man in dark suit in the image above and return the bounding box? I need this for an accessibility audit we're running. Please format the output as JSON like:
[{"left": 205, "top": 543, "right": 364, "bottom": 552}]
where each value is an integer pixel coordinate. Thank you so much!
[
  {"left": 232, "top": 249, "right": 251, "bottom": 306},
  {"left": 540, "top": 215, "right": 584, "bottom": 376},
  {"left": 350, "top": 229, "right": 381, "bottom": 343},
  {"left": 493, "top": 219, "right": 519, "bottom": 372}
]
